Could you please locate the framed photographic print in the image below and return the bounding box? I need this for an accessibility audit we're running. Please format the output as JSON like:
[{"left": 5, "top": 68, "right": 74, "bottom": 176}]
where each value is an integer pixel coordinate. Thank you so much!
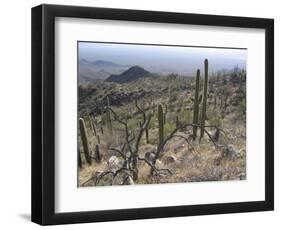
[{"left": 31, "top": 4, "right": 274, "bottom": 225}]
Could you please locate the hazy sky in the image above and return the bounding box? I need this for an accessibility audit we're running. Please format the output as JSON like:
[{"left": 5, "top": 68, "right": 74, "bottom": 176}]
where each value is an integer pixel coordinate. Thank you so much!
[{"left": 78, "top": 42, "right": 247, "bottom": 75}]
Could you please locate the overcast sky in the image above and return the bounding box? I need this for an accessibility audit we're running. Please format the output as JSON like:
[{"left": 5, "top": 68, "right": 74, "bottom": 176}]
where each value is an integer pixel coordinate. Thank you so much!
[{"left": 78, "top": 42, "right": 247, "bottom": 75}]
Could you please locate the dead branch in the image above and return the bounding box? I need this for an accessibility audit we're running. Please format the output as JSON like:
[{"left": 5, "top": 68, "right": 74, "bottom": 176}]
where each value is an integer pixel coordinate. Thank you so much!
[{"left": 138, "top": 157, "right": 172, "bottom": 176}]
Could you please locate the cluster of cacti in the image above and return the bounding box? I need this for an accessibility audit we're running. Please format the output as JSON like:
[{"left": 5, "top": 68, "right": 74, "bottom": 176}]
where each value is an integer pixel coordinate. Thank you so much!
[
  {"left": 78, "top": 115, "right": 106, "bottom": 167},
  {"left": 158, "top": 104, "right": 164, "bottom": 145},
  {"left": 79, "top": 117, "right": 92, "bottom": 165},
  {"left": 200, "top": 59, "right": 209, "bottom": 139}
]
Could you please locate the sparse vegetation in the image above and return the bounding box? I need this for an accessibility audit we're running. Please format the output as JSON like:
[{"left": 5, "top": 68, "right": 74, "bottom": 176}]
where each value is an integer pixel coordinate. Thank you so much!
[{"left": 78, "top": 59, "right": 246, "bottom": 187}]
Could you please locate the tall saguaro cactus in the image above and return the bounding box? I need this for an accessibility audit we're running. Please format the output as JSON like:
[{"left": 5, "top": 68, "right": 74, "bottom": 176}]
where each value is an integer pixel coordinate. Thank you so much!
[
  {"left": 200, "top": 59, "right": 209, "bottom": 139},
  {"left": 158, "top": 104, "right": 164, "bottom": 145},
  {"left": 192, "top": 69, "right": 200, "bottom": 138},
  {"left": 79, "top": 118, "right": 92, "bottom": 165},
  {"left": 95, "top": 145, "right": 101, "bottom": 163},
  {"left": 106, "top": 96, "right": 112, "bottom": 133}
]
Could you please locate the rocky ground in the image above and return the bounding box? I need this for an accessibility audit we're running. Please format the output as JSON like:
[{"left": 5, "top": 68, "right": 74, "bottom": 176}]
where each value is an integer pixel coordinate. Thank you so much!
[{"left": 78, "top": 73, "right": 246, "bottom": 187}]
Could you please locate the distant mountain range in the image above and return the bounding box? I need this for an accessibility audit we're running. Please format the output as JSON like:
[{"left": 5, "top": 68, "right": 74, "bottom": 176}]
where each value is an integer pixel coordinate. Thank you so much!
[
  {"left": 81, "top": 59, "right": 125, "bottom": 68},
  {"left": 78, "top": 59, "right": 245, "bottom": 84},
  {"left": 106, "top": 66, "right": 150, "bottom": 83},
  {"left": 78, "top": 59, "right": 129, "bottom": 83}
]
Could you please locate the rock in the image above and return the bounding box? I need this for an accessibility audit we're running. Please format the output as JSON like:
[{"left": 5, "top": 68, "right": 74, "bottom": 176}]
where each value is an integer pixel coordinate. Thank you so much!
[
  {"left": 164, "top": 155, "right": 178, "bottom": 164},
  {"left": 222, "top": 144, "right": 239, "bottom": 160},
  {"left": 239, "top": 173, "right": 246, "bottom": 180},
  {"left": 170, "top": 142, "right": 185, "bottom": 152},
  {"left": 144, "top": 152, "right": 155, "bottom": 163},
  {"left": 107, "top": 156, "right": 120, "bottom": 170}
]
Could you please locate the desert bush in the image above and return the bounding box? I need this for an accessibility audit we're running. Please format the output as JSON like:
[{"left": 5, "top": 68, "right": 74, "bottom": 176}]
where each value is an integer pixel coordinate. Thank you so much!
[
  {"left": 235, "top": 98, "right": 246, "bottom": 121},
  {"left": 208, "top": 109, "right": 222, "bottom": 127},
  {"left": 164, "top": 122, "right": 176, "bottom": 138},
  {"left": 178, "top": 109, "right": 192, "bottom": 124}
]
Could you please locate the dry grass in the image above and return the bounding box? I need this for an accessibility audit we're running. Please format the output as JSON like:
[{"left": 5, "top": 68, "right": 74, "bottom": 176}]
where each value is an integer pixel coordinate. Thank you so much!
[
  {"left": 78, "top": 75, "right": 246, "bottom": 187},
  {"left": 79, "top": 120, "right": 246, "bottom": 187}
]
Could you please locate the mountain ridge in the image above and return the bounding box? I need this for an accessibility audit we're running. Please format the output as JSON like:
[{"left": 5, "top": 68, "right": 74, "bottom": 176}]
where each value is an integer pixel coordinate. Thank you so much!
[{"left": 106, "top": 66, "right": 150, "bottom": 83}]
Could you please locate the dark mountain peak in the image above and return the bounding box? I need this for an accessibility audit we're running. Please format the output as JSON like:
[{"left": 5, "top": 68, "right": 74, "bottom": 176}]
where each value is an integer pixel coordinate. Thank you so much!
[
  {"left": 123, "top": 65, "right": 148, "bottom": 75},
  {"left": 106, "top": 65, "right": 150, "bottom": 83}
]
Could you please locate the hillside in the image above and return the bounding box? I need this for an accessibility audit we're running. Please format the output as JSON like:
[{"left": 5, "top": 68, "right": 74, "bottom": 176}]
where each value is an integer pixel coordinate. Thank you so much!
[
  {"left": 106, "top": 66, "right": 150, "bottom": 83},
  {"left": 78, "top": 67, "right": 246, "bottom": 187}
]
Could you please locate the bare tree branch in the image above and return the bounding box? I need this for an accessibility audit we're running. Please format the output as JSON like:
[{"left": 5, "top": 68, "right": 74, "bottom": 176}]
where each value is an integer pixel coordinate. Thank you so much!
[{"left": 138, "top": 157, "right": 172, "bottom": 176}]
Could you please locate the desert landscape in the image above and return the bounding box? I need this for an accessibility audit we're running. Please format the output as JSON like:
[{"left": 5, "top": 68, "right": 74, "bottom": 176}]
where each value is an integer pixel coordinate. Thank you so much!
[{"left": 77, "top": 43, "right": 246, "bottom": 187}]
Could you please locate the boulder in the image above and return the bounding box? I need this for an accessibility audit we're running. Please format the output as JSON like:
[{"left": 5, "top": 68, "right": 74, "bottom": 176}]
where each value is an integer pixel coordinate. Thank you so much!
[
  {"left": 144, "top": 152, "right": 155, "bottom": 163},
  {"left": 221, "top": 144, "right": 240, "bottom": 160},
  {"left": 107, "top": 156, "right": 120, "bottom": 170},
  {"left": 163, "top": 155, "right": 178, "bottom": 164}
]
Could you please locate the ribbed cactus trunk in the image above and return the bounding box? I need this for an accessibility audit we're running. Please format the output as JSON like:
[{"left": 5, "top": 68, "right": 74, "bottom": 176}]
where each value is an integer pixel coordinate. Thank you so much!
[
  {"left": 79, "top": 118, "right": 92, "bottom": 165},
  {"left": 78, "top": 147, "right": 82, "bottom": 168},
  {"left": 163, "top": 104, "right": 167, "bottom": 124},
  {"left": 95, "top": 145, "right": 101, "bottom": 163},
  {"left": 90, "top": 116, "right": 96, "bottom": 136},
  {"left": 200, "top": 59, "right": 209, "bottom": 139},
  {"left": 158, "top": 104, "right": 164, "bottom": 145},
  {"left": 106, "top": 96, "right": 112, "bottom": 133},
  {"left": 192, "top": 69, "right": 200, "bottom": 138},
  {"left": 145, "top": 127, "right": 149, "bottom": 144}
]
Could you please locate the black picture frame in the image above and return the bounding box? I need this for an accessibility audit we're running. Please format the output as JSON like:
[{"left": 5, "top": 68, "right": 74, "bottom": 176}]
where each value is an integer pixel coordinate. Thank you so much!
[{"left": 31, "top": 4, "right": 274, "bottom": 225}]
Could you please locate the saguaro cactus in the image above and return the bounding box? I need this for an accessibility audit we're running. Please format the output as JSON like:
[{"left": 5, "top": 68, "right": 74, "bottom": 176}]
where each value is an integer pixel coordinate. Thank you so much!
[
  {"left": 78, "top": 147, "right": 82, "bottom": 168},
  {"left": 95, "top": 145, "right": 101, "bottom": 163},
  {"left": 192, "top": 69, "right": 200, "bottom": 138},
  {"left": 90, "top": 116, "right": 97, "bottom": 136},
  {"left": 79, "top": 118, "right": 92, "bottom": 165},
  {"left": 200, "top": 59, "right": 209, "bottom": 139},
  {"left": 145, "top": 127, "right": 149, "bottom": 144},
  {"left": 198, "top": 94, "right": 203, "bottom": 105},
  {"left": 158, "top": 104, "right": 164, "bottom": 145},
  {"left": 106, "top": 96, "right": 112, "bottom": 133},
  {"left": 163, "top": 104, "right": 168, "bottom": 124}
]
